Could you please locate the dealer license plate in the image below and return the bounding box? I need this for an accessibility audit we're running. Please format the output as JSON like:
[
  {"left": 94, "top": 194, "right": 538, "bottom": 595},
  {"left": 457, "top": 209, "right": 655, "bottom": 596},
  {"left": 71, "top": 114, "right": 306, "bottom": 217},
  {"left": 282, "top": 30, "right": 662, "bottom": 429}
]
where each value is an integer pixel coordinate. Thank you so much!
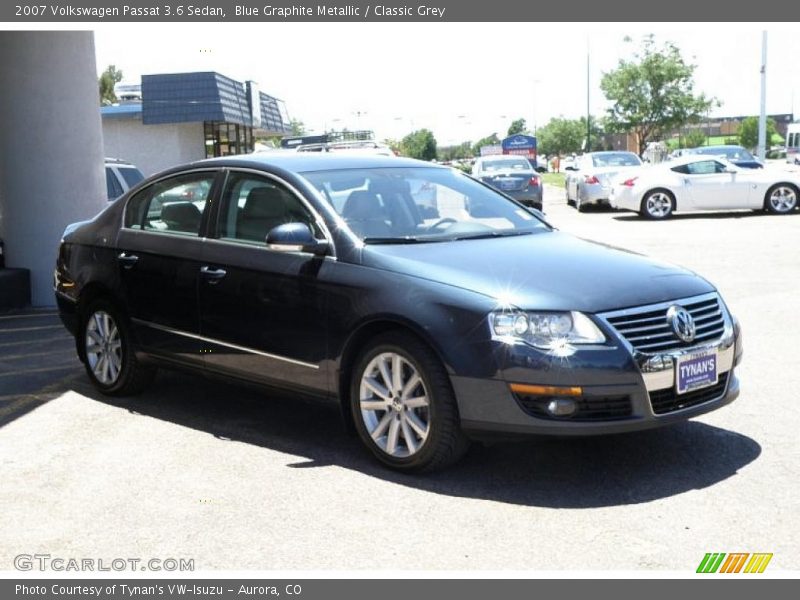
[{"left": 676, "top": 350, "right": 718, "bottom": 394}]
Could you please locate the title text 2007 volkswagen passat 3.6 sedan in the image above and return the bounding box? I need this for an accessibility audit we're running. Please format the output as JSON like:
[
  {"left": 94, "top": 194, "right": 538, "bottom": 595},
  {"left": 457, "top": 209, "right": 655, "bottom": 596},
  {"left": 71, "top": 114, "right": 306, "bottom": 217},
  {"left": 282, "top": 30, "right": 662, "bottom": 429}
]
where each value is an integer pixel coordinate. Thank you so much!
[{"left": 55, "top": 154, "right": 743, "bottom": 472}]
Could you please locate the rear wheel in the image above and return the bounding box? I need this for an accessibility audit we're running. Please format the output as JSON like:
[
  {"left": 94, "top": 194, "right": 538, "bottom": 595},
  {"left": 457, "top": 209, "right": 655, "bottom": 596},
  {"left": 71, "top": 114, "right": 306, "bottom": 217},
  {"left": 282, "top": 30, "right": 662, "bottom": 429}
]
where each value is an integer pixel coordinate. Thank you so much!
[
  {"left": 640, "top": 190, "right": 675, "bottom": 220},
  {"left": 80, "top": 299, "right": 155, "bottom": 395},
  {"left": 764, "top": 184, "right": 798, "bottom": 214},
  {"left": 350, "top": 332, "right": 469, "bottom": 472}
]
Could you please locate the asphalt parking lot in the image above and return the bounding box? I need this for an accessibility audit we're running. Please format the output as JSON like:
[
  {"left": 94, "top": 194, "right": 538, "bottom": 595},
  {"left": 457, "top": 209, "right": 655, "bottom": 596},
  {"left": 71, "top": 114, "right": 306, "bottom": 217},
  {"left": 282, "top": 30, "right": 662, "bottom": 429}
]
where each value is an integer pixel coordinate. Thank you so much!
[{"left": 1, "top": 184, "right": 799, "bottom": 572}]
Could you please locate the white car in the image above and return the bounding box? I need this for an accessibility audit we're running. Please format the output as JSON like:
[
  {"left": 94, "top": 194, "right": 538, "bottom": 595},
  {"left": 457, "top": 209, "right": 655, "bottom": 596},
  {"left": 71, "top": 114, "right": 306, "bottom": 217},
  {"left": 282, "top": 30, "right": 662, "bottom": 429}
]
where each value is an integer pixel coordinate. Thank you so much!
[
  {"left": 565, "top": 151, "right": 643, "bottom": 212},
  {"left": 609, "top": 155, "right": 800, "bottom": 219}
]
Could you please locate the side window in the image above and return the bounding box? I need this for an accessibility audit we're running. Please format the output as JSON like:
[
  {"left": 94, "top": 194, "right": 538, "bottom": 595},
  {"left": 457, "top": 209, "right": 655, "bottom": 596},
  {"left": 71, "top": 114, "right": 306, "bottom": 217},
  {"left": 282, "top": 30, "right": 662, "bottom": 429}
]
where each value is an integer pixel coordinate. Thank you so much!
[
  {"left": 106, "top": 168, "right": 123, "bottom": 200},
  {"left": 686, "top": 160, "right": 717, "bottom": 175},
  {"left": 123, "top": 172, "right": 215, "bottom": 236},
  {"left": 217, "top": 172, "right": 318, "bottom": 244}
]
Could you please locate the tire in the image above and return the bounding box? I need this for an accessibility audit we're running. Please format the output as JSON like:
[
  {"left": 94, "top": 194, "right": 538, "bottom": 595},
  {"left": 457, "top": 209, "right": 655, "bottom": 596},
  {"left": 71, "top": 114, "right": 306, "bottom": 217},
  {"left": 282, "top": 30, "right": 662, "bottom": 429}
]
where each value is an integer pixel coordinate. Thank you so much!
[
  {"left": 640, "top": 189, "right": 675, "bottom": 220},
  {"left": 565, "top": 182, "right": 574, "bottom": 206},
  {"left": 80, "top": 299, "right": 156, "bottom": 395},
  {"left": 576, "top": 194, "right": 586, "bottom": 213},
  {"left": 764, "top": 184, "right": 798, "bottom": 214},
  {"left": 350, "top": 332, "right": 470, "bottom": 472}
]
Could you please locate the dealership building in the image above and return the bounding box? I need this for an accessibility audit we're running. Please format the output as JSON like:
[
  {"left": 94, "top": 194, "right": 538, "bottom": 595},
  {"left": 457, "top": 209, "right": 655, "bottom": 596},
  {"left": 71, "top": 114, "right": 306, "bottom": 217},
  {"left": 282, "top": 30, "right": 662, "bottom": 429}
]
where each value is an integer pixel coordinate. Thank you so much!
[
  {"left": 0, "top": 32, "right": 294, "bottom": 307},
  {"left": 102, "top": 71, "right": 292, "bottom": 176}
]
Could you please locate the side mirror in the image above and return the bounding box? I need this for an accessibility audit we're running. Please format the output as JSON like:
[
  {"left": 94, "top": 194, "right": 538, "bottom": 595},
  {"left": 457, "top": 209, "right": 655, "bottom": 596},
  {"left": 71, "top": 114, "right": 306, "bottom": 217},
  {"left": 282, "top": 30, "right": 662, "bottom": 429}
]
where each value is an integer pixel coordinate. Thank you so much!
[
  {"left": 266, "top": 223, "right": 330, "bottom": 256},
  {"left": 565, "top": 166, "right": 577, "bottom": 171}
]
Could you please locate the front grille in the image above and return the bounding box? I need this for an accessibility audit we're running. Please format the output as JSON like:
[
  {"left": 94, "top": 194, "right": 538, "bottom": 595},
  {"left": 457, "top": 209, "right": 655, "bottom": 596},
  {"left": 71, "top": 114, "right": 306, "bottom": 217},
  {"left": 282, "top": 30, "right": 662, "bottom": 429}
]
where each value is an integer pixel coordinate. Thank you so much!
[
  {"left": 649, "top": 372, "right": 730, "bottom": 415},
  {"left": 515, "top": 394, "right": 633, "bottom": 421},
  {"left": 603, "top": 294, "right": 726, "bottom": 353}
]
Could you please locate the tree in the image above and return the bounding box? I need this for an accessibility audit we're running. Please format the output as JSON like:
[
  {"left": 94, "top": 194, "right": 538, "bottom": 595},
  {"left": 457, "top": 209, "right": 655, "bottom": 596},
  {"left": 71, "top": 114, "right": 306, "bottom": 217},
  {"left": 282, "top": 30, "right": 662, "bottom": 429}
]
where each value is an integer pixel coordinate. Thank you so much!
[
  {"left": 738, "top": 116, "right": 778, "bottom": 150},
  {"left": 289, "top": 119, "right": 306, "bottom": 135},
  {"left": 680, "top": 128, "right": 707, "bottom": 148},
  {"left": 472, "top": 133, "right": 500, "bottom": 156},
  {"left": 507, "top": 118, "right": 527, "bottom": 136},
  {"left": 537, "top": 117, "right": 585, "bottom": 156},
  {"left": 400, "top": 129, "right": 437, "bottom": 161},
  {"left": 437, "top": 141, "right": 473, "bottom": 162},
  {"left": 98, "top": 65, "right": 123, "bottom": 106},
  {"left": 600, "top": 35, "right": 717, "bottom": 155}
]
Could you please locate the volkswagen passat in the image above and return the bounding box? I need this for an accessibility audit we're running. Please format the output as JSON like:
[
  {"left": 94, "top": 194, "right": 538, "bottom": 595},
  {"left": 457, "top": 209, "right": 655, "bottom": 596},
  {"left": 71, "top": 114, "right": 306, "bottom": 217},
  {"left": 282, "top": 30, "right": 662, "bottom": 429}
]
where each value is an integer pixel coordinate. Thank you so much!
[{"left": 55, "top": 154, "right": 742, "bottom": 472}]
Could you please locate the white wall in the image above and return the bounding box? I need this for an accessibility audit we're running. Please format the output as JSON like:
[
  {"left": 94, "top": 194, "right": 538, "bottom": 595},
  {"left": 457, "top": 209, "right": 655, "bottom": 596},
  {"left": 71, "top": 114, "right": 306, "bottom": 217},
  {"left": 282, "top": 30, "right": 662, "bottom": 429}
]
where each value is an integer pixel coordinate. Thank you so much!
[
  {"left": 0, "top": 32, "right": 105, "bottom": 306},
  {"left": 102, "top": 119, "right": 206, "bottom": 177}
]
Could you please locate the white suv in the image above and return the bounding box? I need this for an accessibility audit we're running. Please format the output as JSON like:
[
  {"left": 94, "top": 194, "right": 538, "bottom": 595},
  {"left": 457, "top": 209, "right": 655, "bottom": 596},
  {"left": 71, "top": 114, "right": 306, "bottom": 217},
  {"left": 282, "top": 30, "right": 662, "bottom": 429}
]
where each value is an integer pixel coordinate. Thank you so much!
[{"left": 105, "top": 158, "right": 144, "bottom": 201}]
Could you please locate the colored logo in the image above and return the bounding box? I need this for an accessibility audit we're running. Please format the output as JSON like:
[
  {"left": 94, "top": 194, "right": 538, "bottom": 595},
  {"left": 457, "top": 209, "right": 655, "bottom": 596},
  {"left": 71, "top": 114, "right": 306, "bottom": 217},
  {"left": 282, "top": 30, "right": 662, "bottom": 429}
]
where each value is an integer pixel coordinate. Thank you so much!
[{"left": 696, "top": 553, "right": 773, "bottom": 573}]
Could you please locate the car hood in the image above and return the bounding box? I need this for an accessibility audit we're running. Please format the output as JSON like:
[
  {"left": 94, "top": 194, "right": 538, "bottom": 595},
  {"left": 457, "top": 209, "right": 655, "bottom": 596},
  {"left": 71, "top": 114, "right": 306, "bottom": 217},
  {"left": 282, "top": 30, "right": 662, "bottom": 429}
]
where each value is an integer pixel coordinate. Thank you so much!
[{"left": 361, "top": 231, "right": 714, "bottom": 313}]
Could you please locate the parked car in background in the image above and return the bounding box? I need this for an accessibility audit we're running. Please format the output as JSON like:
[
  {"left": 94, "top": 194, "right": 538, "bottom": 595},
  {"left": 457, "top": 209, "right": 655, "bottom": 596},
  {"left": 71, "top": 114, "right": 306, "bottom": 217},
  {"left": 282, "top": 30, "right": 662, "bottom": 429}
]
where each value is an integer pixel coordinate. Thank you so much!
[
  {"left": 56, "top": 154, "right": 742, "bottom": 472},
  {"left": 786, "top": 123, "right": 800, "bottom": 165},
  {"left": 609, "top": 155, "right": 799, "bottom": 219},
  {"left": 565, "top": 151, "right": 643, "bottom": 212},
  {"left": 105, "top": 158, "right": 145, "bottom": 201},
  {"left": 683, "top": 145, "right": 763, "bottom": 169},
  {"left": 471, "top": 155, "right": 543, "bottom": 210}
]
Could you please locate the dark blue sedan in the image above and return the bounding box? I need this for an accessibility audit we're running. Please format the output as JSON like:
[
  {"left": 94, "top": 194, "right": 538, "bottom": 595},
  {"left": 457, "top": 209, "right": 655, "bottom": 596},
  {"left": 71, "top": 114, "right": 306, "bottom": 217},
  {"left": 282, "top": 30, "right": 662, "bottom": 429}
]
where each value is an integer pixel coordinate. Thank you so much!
[
  {"left": 684, "top": 145, "right": 764, "bottom": 169},
  {"left": 54, "top": 154, "right": 742, "bottom": 472}
]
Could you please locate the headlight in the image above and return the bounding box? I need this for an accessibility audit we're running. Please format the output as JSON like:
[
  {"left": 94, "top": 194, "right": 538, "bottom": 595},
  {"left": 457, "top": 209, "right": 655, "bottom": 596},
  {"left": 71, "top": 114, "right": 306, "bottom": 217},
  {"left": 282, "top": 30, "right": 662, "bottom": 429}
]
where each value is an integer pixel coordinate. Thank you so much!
[{"left": 489, "top": 310, "right": 606, "bottom": 348}]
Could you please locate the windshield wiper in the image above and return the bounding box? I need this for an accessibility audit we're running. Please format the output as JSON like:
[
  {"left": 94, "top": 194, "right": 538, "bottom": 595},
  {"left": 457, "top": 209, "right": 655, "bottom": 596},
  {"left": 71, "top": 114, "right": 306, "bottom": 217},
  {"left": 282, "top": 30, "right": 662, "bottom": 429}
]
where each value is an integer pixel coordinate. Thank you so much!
[
  {"left": 450, "top": 230, "right": 536, "bottom": 241},
  {"left": 363, "top": 236, "right": 439, "bottom": 244}
]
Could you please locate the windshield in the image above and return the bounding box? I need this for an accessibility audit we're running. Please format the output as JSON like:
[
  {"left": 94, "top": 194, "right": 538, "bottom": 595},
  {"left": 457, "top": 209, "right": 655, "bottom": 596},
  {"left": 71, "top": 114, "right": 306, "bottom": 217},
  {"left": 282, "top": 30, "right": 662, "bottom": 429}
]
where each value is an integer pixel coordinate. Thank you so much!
[
  {"left": 590, "top": 153, "right": 642, "bottom": 167},
  {"left": 301, "top": 166, "right": 549, "bottom": 243},
  {"left": 480, "top": 158, "right": 531, "bottom": 171}
]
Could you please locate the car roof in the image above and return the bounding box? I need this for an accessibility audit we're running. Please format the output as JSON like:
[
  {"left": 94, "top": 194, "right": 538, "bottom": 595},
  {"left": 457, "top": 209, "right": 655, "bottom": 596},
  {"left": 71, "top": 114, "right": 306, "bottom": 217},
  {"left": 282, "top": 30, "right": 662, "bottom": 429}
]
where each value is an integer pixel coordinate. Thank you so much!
[
  {"left": 584, "top": 151, "right": 638, "bottom": 156},
  {"left": 664, "top": 154, "right": 734, "bottom": 167},
  {"left": 689, "top": 145, "right": 744, "bottom": 150},
  {"left": 195, "top": 152, "right": 436, "bottom": 172},
  {"left": 475, "top": 155, "right": 530, "bottom": 161}
]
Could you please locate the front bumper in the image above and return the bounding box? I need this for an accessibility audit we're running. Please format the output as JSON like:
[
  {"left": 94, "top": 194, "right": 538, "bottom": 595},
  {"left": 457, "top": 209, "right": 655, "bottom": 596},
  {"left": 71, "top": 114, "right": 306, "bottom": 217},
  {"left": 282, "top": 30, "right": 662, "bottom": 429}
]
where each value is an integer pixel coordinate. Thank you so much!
[{"left": 454, "top": 307, "right": 741, "bottom": 438}]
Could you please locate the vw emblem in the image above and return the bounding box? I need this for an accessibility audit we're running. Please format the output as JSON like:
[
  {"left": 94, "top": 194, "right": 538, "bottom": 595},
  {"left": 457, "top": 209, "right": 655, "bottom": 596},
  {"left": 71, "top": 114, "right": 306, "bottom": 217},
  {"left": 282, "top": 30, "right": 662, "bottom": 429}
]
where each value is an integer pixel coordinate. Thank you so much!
[{"left": 667, "top": 305, "right": 696, "bottom": 343}]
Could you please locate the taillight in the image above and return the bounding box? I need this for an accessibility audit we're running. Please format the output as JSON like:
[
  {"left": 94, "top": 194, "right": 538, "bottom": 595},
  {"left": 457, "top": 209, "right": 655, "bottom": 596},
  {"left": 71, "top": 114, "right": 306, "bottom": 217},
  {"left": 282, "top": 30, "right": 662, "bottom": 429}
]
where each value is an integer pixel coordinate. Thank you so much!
[
  {"left": 529, "top": 176, "right": 540, "bottom": 186},
  {"left": 584, "top": 175, "right": 600, "bottom": 185},
  {"left": 622, "top": 177, "right": 638, "bottom": 187}
]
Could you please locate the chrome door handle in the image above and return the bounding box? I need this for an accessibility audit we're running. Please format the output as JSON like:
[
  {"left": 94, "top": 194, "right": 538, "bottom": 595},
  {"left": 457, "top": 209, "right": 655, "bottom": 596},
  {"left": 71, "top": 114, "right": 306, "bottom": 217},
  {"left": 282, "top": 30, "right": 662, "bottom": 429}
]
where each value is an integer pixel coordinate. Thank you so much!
[
  {"left": 117, "top": 252, "right": 139, "bottom": 269},
  {"left": 200, "top": 266, "right": 227, "bottom": 282}
]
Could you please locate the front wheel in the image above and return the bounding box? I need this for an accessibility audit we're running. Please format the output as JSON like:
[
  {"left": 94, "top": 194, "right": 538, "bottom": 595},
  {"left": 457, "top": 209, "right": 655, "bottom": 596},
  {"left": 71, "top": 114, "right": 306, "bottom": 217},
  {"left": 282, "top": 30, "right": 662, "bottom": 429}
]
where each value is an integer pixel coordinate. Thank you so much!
[
  {"left": 765, "top": 184, "right": 798, "bottom": 214},
  {"left": 80, "top": 299, "right": 155, "bottom": 395},
  {"left": 640, "top": 190, "right": 675, "bottom": 219},
  {"left": 350, "top": 332, "right": 469, "bottom": 472}
]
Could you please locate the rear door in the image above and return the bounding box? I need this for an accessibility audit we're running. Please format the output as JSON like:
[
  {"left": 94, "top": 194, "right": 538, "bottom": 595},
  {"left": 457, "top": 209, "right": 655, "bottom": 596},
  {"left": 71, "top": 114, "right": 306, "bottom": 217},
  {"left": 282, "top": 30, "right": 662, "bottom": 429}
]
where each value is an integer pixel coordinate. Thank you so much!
[{"left": 116, "top": 170, "right": 220, "bottom": 361}]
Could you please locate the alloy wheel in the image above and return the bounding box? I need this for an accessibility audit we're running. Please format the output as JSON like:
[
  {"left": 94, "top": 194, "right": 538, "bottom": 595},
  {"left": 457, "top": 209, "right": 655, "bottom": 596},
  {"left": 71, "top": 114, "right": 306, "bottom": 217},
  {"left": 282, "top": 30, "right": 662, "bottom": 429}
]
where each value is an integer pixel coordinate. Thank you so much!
[
  {"left": 645, "top": 192, "right": 673, "bottom": 218},
  {"left": 358, "top": 352, "right": 430, "bottom": 458},
  {"left": 768, "top": 186, "right": 797, "bottom": 213},
  {"left": 85, "top": 310, "right": 123, "bottom": 385}
]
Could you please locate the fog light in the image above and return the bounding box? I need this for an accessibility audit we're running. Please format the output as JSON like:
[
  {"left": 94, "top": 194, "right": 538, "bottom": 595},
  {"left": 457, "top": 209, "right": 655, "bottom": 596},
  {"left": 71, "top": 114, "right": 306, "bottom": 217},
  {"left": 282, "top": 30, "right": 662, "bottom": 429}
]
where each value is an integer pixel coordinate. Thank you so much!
[{"left": 547, "top": 398, "right": 577, "bottom": 417}]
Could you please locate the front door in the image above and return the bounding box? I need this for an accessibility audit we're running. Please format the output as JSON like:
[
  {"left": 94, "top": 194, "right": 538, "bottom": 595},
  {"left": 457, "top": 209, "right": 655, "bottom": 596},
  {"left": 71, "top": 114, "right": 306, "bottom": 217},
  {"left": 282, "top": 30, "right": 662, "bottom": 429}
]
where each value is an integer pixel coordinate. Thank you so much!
[
  {"left": 684, "top": 160, "right": 750, "bottom": 210},
  {"left": 197, "top": 170, "right": 330, "bottom": 394}
]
